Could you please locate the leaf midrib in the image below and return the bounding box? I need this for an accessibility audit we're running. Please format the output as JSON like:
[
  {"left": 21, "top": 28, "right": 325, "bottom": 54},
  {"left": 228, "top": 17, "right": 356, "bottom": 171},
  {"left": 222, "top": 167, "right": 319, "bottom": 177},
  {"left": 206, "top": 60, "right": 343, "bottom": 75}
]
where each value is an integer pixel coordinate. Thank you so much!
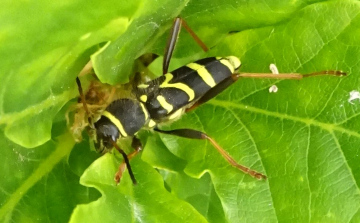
[
  {"left": 208, "top": 99, "right": 360, "bottom": 138},
  {"left": 209, "top": 97, "right": 360, "bottom": 222},
  {"left": 209, "top": 98, "right": 360, "bottom": 210},
  {"left": 0, "top": 132, "right": 75, "bottom": 220},
  {"left": 0, "top": 89, "right": 75, "bottom": 125}
]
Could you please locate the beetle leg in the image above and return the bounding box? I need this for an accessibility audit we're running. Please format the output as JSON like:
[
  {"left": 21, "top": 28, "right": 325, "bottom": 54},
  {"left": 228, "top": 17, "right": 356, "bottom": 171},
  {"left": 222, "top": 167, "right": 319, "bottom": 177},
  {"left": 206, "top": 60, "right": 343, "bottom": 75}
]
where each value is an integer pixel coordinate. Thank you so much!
[
  {"left": 186, "top": 70, "right": 346, "bottom": 112},
  {"left": 154, "top": 128, "right": 267, "bottom": 180},
  {"left": 113, "top": 137, "right": 142, "bottom": 185},
  {"left": 163, "top": 17, "right": 209, "bottom": 75}
]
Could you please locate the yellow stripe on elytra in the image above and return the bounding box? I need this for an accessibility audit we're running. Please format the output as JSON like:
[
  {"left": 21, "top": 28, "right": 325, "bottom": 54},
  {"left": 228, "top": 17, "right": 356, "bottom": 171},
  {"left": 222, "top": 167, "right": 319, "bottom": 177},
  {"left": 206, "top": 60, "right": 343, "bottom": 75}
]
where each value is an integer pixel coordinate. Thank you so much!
[
  {"left": 160, "top": 73, "right": 195, "bottom": 101},
  {"left": 156, "top": 95, "right": 173, "bottom": 113},
  {"left": 219, "top": 58, "right": 234, "bottom": 73},
  {"left": 102, "top": 111, "right": 128, "bottom": 137},
  {"left": 139, "top": 102, "right": 149, "bottom": 121},
  {"left": 186, "top": 63, "right": 216, "bottom": 87}
]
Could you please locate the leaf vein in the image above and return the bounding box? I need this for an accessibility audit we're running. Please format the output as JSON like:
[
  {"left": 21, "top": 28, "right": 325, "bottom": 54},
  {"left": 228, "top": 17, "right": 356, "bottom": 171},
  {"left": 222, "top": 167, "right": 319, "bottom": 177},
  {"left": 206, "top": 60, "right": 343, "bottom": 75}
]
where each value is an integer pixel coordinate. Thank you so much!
[
  {"left": 228, "top": 108, "right": 279, "bottom": 222},
  {"left": 208, "top": 100, "right": 360, "bottom": 138},
  {"left": 330, "top": 131, "right": 360, "bottom": 195}
]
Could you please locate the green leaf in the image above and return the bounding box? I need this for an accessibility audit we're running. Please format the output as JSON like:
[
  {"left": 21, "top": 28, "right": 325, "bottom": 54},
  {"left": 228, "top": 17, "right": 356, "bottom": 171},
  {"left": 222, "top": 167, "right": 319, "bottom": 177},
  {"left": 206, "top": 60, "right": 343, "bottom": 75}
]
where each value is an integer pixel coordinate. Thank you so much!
[
  {"left": 70, "top": 153, "right": 207, "bottom": 223},
  {"left": 1, "top": 0, "right": 360, "bottom": 223},
  {"left": 0, "top": 0, "right": 137, "bottom": 148},
  {"left": 0, "top": 131, "right": 100, "bottom": 222},
  {"left": 92, "top": 0, "right": 190, "bottom": 84},
  {"left": 142, "top": 135, "right": 227, "bottom": 223}
]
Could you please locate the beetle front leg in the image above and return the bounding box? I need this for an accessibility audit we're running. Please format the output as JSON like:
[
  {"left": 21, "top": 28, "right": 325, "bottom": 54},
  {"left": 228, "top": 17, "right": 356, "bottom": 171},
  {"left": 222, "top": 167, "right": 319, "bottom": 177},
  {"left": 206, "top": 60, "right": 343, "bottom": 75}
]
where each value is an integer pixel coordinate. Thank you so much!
[{"left": 113, "top": 137, "right": 143, "bottom": 185}]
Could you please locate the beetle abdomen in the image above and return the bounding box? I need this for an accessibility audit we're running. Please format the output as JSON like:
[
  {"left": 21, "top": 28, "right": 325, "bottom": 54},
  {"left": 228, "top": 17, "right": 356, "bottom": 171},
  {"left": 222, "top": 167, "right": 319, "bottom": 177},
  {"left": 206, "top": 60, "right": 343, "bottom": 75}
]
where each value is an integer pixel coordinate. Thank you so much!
[{"left": 136, "top": 56, "right": 240, "bottom": 120}]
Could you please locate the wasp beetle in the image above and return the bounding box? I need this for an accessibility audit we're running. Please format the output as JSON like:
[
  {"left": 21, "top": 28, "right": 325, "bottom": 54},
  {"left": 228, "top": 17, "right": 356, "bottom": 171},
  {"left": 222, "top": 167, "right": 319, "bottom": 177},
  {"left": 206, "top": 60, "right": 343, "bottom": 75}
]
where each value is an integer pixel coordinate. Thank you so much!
[{"left": 75, "top": 17, "right": 346, "bottom": 185}]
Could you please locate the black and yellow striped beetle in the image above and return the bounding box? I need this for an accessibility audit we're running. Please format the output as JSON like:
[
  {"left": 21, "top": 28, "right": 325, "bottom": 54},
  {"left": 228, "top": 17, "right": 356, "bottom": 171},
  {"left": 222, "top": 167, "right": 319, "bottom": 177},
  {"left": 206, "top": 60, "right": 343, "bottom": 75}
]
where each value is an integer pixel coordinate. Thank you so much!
[{"left": 76, "top": 17, "right": 346, "bottom": 185}]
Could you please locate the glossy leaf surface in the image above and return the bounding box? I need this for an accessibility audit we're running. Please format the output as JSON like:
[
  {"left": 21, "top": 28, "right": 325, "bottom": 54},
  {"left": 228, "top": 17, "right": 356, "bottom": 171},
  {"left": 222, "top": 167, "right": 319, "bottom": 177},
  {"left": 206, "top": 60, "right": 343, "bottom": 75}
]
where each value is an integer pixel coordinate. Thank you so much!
[{"left": 1, "top": 0, "right": 360, "bottom": 222}]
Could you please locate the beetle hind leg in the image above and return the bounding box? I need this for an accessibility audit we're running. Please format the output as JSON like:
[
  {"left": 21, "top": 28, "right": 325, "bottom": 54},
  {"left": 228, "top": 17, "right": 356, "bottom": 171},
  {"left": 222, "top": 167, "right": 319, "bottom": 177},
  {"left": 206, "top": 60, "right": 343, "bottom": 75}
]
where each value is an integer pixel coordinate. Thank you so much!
[{"left": 154, "top": 128, "right": 267, "bottom": 180}]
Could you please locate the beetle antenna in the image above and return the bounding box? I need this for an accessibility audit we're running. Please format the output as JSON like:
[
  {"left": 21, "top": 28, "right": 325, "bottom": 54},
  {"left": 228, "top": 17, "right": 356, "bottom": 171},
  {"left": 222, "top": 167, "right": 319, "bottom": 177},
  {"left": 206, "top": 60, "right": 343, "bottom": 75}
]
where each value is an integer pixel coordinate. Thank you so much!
[{"left": 76, "top": 77, "right": 93, "bottom": 127}]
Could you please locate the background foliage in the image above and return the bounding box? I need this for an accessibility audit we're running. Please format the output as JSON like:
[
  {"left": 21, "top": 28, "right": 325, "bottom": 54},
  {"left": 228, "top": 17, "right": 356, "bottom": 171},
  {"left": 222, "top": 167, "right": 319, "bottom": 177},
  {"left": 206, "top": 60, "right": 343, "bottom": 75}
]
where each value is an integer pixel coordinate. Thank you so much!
[{"left": 1, "top": 0, "right": 360, "bottom": 222}]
